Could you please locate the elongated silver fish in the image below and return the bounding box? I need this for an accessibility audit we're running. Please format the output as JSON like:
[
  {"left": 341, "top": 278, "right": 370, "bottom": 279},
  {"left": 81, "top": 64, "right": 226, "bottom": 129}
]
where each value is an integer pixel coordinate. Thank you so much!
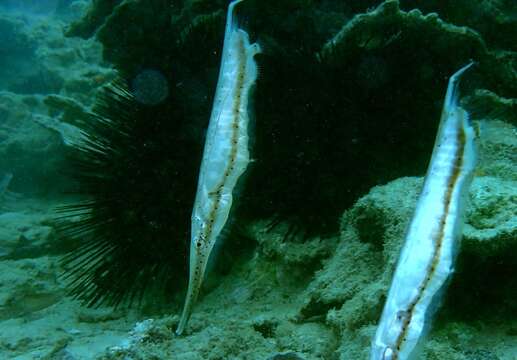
[
  {"left": 176, "top": 0, "right": 260, "bottom": 335},
  {"left": 371, "top": 62, "right": 476, "bottom": 360}
]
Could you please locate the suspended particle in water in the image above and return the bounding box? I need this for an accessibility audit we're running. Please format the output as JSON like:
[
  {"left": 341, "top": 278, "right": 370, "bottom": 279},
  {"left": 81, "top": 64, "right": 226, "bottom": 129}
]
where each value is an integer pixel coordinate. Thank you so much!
[
  {"left": 357, "top": 55, "right": 390, "bottom": 91},
  {"left": 131, "top": 69, "right": 169, "bottom": 105}
]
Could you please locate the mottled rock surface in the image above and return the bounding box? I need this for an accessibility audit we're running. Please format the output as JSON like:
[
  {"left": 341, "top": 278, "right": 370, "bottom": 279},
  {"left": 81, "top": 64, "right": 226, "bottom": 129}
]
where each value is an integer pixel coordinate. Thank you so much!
[{"left": 0, "top": 6, "right": 114, "bottom": 195}]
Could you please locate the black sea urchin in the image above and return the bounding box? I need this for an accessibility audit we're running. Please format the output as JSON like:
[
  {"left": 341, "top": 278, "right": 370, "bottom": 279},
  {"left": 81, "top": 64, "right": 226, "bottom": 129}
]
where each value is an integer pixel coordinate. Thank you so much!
[{"left": 57, "top": 79, "right": 201, "bottom": 307}]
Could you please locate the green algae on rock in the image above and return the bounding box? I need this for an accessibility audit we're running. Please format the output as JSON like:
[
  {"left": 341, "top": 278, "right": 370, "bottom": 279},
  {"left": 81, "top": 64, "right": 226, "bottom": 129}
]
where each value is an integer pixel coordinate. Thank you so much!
[
  {"left": 399, "top": 0, "right": 517, "bottom": 52},
  {"left": 0, "top": 8, "right": 114, "bottom": 196}
]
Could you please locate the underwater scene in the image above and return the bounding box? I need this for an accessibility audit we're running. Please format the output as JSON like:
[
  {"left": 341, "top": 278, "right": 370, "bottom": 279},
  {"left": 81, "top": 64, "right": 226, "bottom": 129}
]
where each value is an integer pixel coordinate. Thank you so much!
[{"left": 0, "top": 0, "right": 516, "bottom": 359}]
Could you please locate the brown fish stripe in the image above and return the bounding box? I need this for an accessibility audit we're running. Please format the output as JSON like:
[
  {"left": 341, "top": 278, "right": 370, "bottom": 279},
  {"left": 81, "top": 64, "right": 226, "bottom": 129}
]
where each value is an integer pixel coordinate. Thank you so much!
[
  {"left": 199, "top": 34, "right": 247, "bottom": 249},
  {"left": 393, "top": 118, "right": 467, "bottom": 354},
  {"left": 185, "top": 35, "right": 248, "bottom": 316}
]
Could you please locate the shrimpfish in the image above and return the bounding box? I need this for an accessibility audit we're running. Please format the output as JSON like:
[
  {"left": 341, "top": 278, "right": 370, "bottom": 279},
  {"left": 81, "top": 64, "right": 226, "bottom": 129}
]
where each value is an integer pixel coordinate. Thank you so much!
[
  {"left": 371, "top": 62, "right": 476, "bottom": 360},
  {"left": 176, "top": 0, "right": 260, "bottom": 335}
]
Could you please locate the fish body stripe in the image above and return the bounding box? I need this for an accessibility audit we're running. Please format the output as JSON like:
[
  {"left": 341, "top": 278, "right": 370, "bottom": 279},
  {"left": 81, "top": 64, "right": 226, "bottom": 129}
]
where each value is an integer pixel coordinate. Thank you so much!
[
  {"left": 393, "top": 119, "right": 466, "bottom": 353},
  {"left": 371, "top": 63, "right": 476, "bottom": 359},
  {"left": 176, "top": 0, "right": 260, "bottom": 335},
  {"left": 198, "top": 34, "right": 247, "bottom": 248}
]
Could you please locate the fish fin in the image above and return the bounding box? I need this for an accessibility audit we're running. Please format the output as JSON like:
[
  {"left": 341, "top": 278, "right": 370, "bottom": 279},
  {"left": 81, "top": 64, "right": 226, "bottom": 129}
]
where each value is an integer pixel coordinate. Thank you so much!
[{"left": 444, "top": 61, "right": 476, "bottom": 110}]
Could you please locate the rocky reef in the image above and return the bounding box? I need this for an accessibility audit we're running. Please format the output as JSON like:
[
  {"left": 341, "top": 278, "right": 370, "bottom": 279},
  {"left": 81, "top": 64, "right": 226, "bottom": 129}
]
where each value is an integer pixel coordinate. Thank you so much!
[
  {"left": 0, "top": 2, "right": 114, "bottom": 196},
  {"left": 92, "top": 118, "right": 515, "bottom": 360},
  {"left": 0, "top": 0, "right": 515, "bottom": 358}
]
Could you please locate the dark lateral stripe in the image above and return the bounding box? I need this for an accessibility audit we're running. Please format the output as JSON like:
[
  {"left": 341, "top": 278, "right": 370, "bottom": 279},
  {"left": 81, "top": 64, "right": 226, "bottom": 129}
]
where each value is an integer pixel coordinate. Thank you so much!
[
  {"left": 200, "top": 34, "right": 248, "bottom": 246},
  {"left": 186, "top": 35, "right": 249, "bottom": 317},
  {"left": 394, "top": 121, "right": 467, "bottom": 353}
]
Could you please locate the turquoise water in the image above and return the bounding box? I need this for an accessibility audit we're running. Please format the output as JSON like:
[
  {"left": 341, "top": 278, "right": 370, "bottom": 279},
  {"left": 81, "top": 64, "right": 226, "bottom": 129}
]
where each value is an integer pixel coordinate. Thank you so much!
[{"left": 0, "top": 1, "right": 515, "bottom": 359}]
